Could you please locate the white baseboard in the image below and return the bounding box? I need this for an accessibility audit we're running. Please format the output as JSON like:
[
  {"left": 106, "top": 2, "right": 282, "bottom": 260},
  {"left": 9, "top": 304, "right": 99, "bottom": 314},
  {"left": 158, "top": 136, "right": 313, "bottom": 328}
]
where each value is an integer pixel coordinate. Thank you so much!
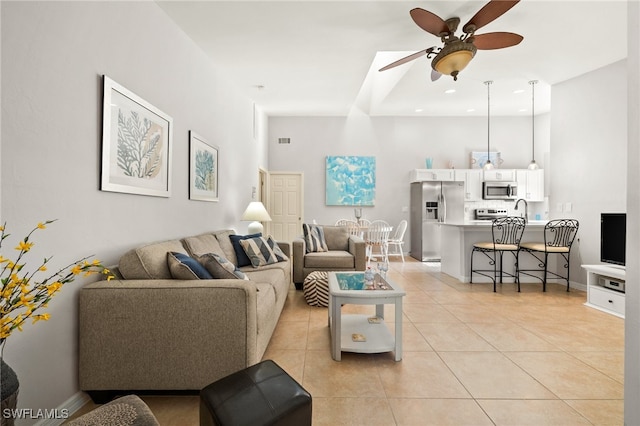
[{"left": 33, "top": 392, "right": 91, "bottom": 426}]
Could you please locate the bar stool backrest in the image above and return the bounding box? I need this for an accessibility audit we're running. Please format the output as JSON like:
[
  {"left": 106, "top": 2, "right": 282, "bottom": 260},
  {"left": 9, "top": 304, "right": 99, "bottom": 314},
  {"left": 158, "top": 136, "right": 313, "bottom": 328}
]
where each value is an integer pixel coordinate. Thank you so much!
[
  {"left": 491, "top": 216, "right": 526, "bottom": 247},
  {"left": 544, "top": 219, "right": 579, "bottom": 248}
]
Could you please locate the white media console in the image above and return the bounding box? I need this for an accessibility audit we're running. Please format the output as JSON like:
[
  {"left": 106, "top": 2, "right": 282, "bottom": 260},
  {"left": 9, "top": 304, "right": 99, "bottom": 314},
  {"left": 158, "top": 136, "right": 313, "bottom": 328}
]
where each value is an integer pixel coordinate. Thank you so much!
[{"left": 582, "top": 264, "right": 626, "bottom": 318}]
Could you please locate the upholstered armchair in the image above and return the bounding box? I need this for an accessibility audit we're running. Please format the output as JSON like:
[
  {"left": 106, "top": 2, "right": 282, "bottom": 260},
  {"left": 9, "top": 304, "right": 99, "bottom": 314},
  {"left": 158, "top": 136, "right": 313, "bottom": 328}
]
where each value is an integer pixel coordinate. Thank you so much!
[{"left": 293, "top": 225, "right": 366, "bottom": 289}]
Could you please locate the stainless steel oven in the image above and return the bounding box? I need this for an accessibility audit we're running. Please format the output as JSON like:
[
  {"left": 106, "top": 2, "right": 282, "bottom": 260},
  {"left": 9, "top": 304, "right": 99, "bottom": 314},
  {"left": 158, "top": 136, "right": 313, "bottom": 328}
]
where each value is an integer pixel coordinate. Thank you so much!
[{"left": 482, "top": 181, "right": 518, "bottom": 200}]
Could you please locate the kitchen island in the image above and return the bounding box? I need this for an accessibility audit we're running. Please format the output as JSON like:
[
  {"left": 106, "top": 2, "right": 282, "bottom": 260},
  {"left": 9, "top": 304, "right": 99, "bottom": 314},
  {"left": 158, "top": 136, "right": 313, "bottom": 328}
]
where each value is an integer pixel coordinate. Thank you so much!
[{"left": 440, "top": 220, "right": 549, "bottom": 283}]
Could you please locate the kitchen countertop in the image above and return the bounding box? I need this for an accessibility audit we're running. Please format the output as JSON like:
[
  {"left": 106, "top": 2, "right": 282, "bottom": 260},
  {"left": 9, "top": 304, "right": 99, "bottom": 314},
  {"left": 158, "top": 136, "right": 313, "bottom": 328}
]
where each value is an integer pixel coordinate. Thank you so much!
[{"left": 441, "top": 220, "right": 549, "bottom": 227}]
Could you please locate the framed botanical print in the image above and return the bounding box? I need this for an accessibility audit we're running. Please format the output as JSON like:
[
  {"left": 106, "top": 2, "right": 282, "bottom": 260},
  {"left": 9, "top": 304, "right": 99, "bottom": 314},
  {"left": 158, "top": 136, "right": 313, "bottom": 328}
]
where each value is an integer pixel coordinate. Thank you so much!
[
  {"left": 189, "top": 131, "right": 219, "bottom": 202},
  {"left": 101, "top": 75, "right": 173, "bottom": 197}
]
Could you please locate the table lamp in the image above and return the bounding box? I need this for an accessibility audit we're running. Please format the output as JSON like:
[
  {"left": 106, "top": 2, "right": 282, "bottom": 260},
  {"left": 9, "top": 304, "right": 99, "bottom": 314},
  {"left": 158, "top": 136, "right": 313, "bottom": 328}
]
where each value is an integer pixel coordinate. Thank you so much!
[{"left": 241, "top": 201, "right": 272, "bottom": 234}]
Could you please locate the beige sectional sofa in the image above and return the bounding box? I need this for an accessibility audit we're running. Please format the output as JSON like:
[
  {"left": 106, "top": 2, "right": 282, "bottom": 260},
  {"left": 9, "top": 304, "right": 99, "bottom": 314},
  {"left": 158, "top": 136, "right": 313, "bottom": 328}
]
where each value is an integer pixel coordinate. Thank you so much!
[{"left": 78, "top": 229, "right": 291, "bottom": 403}]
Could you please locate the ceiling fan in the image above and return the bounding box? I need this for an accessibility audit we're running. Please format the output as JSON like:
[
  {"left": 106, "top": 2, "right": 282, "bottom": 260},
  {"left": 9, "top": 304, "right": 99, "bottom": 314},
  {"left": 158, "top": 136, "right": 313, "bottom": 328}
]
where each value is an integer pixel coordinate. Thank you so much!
[{"left": 379, "top": 0, "right": 523, "bottom": 81}]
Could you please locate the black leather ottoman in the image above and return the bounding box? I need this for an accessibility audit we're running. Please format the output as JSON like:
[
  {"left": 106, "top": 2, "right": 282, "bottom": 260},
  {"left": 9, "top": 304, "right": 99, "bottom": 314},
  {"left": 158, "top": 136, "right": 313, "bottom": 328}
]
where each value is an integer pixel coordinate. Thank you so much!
[{"left": 200, "top": 360, "right": 312, "bottom": 426}]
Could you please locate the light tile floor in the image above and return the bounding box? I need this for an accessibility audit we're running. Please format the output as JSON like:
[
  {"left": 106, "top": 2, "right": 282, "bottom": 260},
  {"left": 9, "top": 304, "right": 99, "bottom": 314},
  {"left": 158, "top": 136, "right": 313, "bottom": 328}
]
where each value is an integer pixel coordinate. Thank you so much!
[
  {"left": 269, "top": 259, "right": 624, "bottom": 426},
  {"left": 68, "top": 259, "right": 625, "bottom": 425}
]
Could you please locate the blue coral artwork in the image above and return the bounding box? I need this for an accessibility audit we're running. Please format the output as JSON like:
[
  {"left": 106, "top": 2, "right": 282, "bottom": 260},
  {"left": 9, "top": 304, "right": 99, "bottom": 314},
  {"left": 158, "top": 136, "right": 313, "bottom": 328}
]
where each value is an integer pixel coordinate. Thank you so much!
[
  {"left": 325, "top": 156, "right": 375, "bottom": 206},
  {"left": 189, "top": 131, "right": 219, "bottom": 202}
]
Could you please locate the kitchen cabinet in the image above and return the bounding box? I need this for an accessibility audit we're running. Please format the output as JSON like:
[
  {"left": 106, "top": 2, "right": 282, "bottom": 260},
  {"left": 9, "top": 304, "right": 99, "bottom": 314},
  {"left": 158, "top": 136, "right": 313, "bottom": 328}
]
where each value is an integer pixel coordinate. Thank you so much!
[
  {"left": 483, "top": 169, "right": 516, "bottom": 182},
  {"left": 410, "top": 169, "right": 455, "bottom": 182},
  {"left": 516, "top": 169, "right": 545, "bottom": 202},
  {"left": 454, "top": 169, "right": 483, "bottom": 201}
]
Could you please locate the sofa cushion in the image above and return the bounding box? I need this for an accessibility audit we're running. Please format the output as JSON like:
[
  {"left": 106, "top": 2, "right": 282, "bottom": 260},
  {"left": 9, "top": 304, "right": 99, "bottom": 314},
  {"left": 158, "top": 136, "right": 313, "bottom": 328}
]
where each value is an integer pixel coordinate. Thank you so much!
[
  {"left": 304, "top": 250, "right": 354, "bottom": 269},
  {"left": 303, "top": 224, "right": 328, "bottom": 253},
  {"left": 198, "top": 253, "right": 248, "bottom": 280},
  {"left": 167, "top": 252, "right": 214, "bottom": 280},
  {"left": 229, "top": 233, "right": 262, "bottom": 267},
  {"left": 119, "top": 239, "right": 187, "bottom": 279},
  {"left": 182, "top": 233, "right": 225, "bottom": 258},
  {"left": 322, "top": 226, "right": 350, "bottom": 251},
  {"left": 240, "top": 236, "right": 278, "bottom": 268}
]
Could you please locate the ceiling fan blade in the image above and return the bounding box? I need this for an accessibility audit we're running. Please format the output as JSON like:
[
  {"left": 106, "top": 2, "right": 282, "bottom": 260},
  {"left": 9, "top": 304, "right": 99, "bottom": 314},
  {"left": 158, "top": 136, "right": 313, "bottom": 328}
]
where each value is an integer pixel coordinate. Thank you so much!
[
  {"left": 379, "top": 48, "right": 435, "bottom": 72},
  {"left": 431, "top": 69, "right": 442, "bottom": 81},
  {"left": 463, "top": 0, "right": 520, "bottom": 33},
  {"left": 410, "top": 8, "right": 449, "bottom": 36},
  {"left": 473, "top": 32, "right": 523, "bottom": 50}
]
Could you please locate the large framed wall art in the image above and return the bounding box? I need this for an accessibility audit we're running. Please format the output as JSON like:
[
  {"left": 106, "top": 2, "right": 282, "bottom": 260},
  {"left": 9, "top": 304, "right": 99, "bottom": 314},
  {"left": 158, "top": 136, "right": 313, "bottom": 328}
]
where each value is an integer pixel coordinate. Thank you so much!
[
  {"left": 325, "top": 156, "right": 376, "bottom": 206},
  {"left": 189, "top": 131, "right": 219, "bottom": 202},
  {"left": 101, "top": 75, "right": 173, "bottom": 197}
]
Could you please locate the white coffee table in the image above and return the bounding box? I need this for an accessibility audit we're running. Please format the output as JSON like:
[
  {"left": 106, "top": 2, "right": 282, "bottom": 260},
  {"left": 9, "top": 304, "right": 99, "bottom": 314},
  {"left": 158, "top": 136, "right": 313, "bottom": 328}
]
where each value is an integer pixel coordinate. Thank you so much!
[{"left": 328, "top": 271, "right": 405, "bottom": 361}]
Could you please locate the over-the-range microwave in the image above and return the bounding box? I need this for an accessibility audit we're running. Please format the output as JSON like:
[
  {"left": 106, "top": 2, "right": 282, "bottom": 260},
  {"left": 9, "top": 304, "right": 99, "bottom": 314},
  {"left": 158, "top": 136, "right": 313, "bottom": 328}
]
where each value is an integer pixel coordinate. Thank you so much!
[{"left": 483, "top": 181, "right": 518, "bottom": 200}]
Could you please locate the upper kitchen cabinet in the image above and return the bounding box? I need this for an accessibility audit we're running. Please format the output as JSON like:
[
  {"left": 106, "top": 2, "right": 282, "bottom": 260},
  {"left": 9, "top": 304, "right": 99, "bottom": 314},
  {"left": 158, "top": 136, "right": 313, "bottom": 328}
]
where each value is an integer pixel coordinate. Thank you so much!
[
  {"left": 516, "top": 169, "right": 545, "bottom": 202},
  {"left": 483, "top": 169, "right": 516, "bottom": 182},
  {"left": 455, "top": 169, "right": 483, "bottom": 201},
  {"left": 410, "top": 169, "right": 455, "bottom": 182}
]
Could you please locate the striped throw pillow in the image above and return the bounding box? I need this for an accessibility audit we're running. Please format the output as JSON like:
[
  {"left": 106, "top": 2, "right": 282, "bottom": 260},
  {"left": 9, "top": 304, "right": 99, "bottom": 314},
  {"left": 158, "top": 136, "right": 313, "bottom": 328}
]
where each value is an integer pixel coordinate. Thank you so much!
[
  {"left": 266, "top": 236, "right": 289, "bottom": 262},
  {"left": 240, "top": 236, "right": 279, "bottom": 268},
  {"left": 303, "top": 223, "right": 328, "bottom": 253}
]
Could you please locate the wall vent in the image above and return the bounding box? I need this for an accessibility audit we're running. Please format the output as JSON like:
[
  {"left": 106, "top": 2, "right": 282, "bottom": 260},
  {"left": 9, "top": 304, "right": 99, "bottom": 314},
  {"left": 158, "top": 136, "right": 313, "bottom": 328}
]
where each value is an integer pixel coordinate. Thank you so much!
[{"left": 278, "top": 137, "right": 291, "bottom": 144}]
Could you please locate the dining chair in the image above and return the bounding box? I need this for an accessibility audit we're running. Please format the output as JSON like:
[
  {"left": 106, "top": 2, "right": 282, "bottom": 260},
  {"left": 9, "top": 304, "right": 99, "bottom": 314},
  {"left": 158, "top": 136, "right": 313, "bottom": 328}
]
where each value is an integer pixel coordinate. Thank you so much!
[
  {"left": 387, "top": 220, "right": 408, "bottom": 262},
  {"left": 470, "top": 216, "right": 526, "bottom": 292},
  {"left": 335, "top": 219, "right": 362, "bottom": 237},
  {"left": 365, "top": 220, "right": 392, "bottom": 265},
  {"left": 518, "top": 219, "right": 579, "bottom": 291}
]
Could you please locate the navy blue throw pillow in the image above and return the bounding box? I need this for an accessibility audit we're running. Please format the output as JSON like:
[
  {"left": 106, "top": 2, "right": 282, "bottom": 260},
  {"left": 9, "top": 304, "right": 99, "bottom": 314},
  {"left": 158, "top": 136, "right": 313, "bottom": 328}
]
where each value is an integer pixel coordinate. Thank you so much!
[
  {"left": 167, "top": 252, "right": 213, "bottom": 279},
  {"left": 229, "top": 233, "right": 262, "bottom": 267}
]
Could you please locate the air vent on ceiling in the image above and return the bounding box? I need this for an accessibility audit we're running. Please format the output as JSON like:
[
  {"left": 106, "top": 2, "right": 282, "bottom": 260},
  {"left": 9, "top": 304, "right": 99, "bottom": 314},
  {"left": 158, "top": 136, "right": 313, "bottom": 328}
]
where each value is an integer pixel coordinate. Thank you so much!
[{"left": 278, "top": 138, "right": 291, "bottom": 144}]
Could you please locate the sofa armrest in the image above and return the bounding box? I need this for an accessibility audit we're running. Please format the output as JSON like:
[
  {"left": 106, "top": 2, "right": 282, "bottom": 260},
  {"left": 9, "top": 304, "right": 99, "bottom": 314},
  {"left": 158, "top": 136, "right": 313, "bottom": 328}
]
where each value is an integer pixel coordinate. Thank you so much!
[
  {"left": 292, "top": 238, "right": 306, "bottom": 284},
  {"left": 348, "top": 235, "right": 366, "bottom": 271},
  {"left": 79, "top": 278, "right": 259, "bottom": 391},
  {"left": 276, "top": 241, "right": 291, "bottom": 258}
]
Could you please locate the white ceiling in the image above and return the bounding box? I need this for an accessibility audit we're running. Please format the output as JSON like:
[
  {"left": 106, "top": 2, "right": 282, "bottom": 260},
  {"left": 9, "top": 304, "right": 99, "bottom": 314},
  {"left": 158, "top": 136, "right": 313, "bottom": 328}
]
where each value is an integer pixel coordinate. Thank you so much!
[{"left": 157, "top": 0, "right": 627, "bottom": 117}]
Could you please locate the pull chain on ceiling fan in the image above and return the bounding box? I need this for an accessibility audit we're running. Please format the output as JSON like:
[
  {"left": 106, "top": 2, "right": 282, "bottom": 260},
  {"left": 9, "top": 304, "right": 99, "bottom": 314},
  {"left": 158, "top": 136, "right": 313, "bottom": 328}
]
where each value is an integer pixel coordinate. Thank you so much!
[{"left": 379, "top": 0, "right": 523, "bottom": 81}]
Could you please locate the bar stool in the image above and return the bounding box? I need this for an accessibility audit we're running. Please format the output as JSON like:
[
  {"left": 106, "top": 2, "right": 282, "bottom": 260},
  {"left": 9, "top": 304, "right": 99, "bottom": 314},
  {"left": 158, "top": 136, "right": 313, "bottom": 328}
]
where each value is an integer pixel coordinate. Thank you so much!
[
  {"left": 518, "top": 219, "right": 579, "bottom": 291},
  {"left": 470, "top": 216, "right": 526, "bottom": 292}
]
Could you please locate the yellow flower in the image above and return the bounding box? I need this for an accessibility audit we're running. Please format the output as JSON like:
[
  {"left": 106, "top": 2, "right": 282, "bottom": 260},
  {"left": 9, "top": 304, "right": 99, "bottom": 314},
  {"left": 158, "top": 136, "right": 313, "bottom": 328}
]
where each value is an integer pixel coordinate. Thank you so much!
[
  {"left": 32, "top": 313, "right": 50, "bottom": 324},
  {"left": 15, "top": 240, "right": 34, "bottom": 252},
  {"left": 37, "top": 223, "right": 46, "bottom": 229},
  {"left": 46, "top": 282, "right": 62, "bottom": 295},
  {"left": 71, "top": 264, "right": 83, "bottom": 275}
]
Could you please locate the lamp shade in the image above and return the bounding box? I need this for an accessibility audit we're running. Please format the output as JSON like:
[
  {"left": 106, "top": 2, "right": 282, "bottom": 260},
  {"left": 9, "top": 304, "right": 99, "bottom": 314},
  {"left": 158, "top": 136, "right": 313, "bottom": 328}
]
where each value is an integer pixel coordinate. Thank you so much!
[{"left": 241, "top": 201, "right": 272, "bottom": 235}]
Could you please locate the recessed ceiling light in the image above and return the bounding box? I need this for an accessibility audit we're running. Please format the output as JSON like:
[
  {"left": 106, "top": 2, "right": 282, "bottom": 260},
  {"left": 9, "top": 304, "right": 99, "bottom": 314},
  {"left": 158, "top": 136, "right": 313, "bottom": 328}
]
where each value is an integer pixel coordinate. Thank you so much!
[
  {"left": 415, "top": 108, "right": 423, "bottom": 112},
  {"left": 519, "top": 108, "right": 527, "bottom": 112},
  {"left": 513, "top": 89, "right": 525, "bottom": 94},
  {"left": 467, "top": 108, "right": 475, "bottom": 113},
  {"left": 445, "top": 89, "right": 456, "bottom": 94}
]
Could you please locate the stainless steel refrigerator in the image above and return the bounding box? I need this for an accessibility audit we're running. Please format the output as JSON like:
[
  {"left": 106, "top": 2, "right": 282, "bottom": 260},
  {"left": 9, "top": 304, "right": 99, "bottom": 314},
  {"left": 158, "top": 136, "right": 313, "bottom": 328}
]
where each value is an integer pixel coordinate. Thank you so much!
[{"left": 410, "top": 181, "right": 464, "bottom": 261}]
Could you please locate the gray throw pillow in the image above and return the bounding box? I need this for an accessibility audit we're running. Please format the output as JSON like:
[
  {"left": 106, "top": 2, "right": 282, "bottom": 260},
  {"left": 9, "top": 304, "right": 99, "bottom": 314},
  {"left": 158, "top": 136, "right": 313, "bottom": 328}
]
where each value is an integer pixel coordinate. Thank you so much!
[{"left": 197, "top": 253, "right": 248, "bottom": 280}]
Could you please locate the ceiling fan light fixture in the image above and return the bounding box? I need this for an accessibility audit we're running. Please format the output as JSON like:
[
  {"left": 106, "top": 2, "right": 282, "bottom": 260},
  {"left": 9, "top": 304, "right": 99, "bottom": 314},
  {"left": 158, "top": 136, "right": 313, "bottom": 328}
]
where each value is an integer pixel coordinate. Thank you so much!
[{"left": 432, "top": 41, "right": 476, "bottom": 80}]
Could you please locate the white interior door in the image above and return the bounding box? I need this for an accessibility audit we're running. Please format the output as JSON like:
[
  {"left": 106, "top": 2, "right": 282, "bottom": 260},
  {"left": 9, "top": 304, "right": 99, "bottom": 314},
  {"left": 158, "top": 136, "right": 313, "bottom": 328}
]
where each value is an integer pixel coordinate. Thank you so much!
[{"left": 268, "top": 172, "right": 303, "bottom": 242}]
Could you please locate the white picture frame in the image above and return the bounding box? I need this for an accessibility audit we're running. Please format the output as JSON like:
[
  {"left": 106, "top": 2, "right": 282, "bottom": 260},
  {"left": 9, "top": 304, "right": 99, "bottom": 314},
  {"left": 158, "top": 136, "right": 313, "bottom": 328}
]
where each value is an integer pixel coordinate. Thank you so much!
[
  {"left": 101, "top": 75, "right": 173, "bottom": 197},
  {"left": 189, "top": 131, "right": 219, "bottom": 202}
]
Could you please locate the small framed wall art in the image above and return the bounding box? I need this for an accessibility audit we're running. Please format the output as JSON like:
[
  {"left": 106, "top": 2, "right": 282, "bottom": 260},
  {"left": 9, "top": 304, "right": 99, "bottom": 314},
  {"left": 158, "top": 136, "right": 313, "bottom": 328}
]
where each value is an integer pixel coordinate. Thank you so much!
[
  {"left": 189, "top": 131, "right": 219, "bottom": 202},
  {"left": 470, "top": 151, "right": 503, "bottom": 169},
  {"left": 100, "top": 75, "right": 173, "bottom": 197}
]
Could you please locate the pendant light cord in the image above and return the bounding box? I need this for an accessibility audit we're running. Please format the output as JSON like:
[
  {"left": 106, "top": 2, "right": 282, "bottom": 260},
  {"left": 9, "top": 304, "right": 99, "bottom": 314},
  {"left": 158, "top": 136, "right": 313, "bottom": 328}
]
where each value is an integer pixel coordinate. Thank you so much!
[
  {"left": 485, "top": 81, "right": 493, "bottom": 165},
  {"left": 530, "top": 80, "right": 537, "bottom": 161}
]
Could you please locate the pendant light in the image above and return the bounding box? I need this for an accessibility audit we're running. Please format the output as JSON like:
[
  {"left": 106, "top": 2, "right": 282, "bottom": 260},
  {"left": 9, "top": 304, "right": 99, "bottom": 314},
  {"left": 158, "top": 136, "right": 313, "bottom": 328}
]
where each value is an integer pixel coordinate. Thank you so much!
[
  {"left": 527, "top": 80, "right": 540, "bottom": 170},
  {"left": 483, "top": 80, "right": 494, "bottom": 171}
]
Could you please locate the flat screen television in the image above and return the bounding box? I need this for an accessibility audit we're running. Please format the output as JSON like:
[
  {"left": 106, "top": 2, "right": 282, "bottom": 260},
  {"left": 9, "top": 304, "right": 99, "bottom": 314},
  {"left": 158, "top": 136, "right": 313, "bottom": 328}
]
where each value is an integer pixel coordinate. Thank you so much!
[{"left": 601, "top": 213, "right": 626, "bottom": 266}]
